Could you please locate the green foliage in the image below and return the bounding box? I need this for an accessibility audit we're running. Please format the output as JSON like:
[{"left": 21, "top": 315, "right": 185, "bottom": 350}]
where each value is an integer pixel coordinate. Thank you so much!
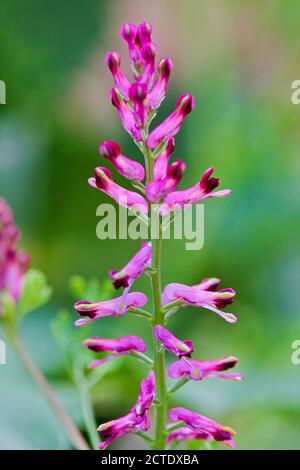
[{"left": 18, "top": 269, "right": 52, "bottom": 320}]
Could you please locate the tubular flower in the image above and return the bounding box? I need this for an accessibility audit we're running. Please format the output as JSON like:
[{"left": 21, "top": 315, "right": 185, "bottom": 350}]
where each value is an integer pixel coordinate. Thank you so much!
[
  {"left": 74, "top": 292, "right": 148, "bottom": 327},
  {"left": 167, "top": 427, "right": 214, "bottom": 446},
  {"left": 83, "top": 335, "right": 147, "bottom": 369},
  {"left": 129, "top": 83, "right": 148, "bottom": 127},
  {"left": 148, "top": 58, "right": 173, "bottom": 109},
  {"left": 168, "top": 407, "right": 236, "bottom": 447},
  {"left": 146, "top": 159, "right": 186, "bottom": 202},
  {"left": 98, "top": 371, "right": 155, "bottom": 449},
  {"left": 99, "top": 141, "right": 145, "bottom": 181},
  {"left": 161, "top": 167, "right": 231, "bottom": 214},
  {"left": 109, "top": 241, "right": 152, "bottom": 289},
  {"left": 120, "top": 22, "right": 153, "bottom": 79},
  {"left": 153, "top": 325, "right": 193, "bottom": 358},
  {"left": 106, "top": 52, "right": 131, "bottom": 99},
  {"left": 0, "top": 198, "right": 30, "bottom": 307},
  {"left": 111, "top": 88, "right": 141, "bottom": 142},
  {"left": 168, "top": 356, "right": 244, "bottom": 381},
  {"left": 88, "top": 166, "right": 148, "bottom": 214},
  {"left": 147, "top": 93, "right": 195, "bottom": 150},
  {"left": 162, "top": 278, "right": 237, "bottom": 323}
]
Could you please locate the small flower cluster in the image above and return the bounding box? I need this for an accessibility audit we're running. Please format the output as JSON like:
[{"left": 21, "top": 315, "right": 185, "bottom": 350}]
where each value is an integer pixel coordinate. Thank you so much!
[
  {"left": 0, "top": 198, "right": 29, "bottom": 312},
  {"left": 75, "top": 22, "right": 243, "bottom": 450}
]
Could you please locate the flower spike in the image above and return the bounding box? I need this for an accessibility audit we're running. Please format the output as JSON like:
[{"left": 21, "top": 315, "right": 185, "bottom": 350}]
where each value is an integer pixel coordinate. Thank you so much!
[{"left": 106, "top": 52, "right": 131, "bottom": 99}]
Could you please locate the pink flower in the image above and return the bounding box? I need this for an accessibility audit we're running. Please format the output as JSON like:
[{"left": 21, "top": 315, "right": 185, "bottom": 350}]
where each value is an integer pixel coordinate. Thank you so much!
[
  {"left": 98, "top": 412, "right": 144, "bottom": 450},
  {"left": 146, "top": 159, "right": 186, "bottom": 202},
  {"left": 129, "top": 83, "right": 148, "bottom": 127},
  {"left": 168, "top": 356, "right": 244, "bottom": 381},
  {"left": 83, "top": 335, "right": 147, "bottom": 369},
  {"left": 74, "top": 291, "right": 148, "bottom": 327},
  {"left": 132, "top": 371, "right": 155, "bottom": 423},
  {"left": 120, "top": 22, "right": 153, "bottom": 79},
  {"left": 98, "top": 371, "right": 155, "bottom": 449},
  {"left": 111, "top": 88, "right": 141, "bottom": 142},
  {"left": 168, "top": 407, "right": 236, "bottom": 447},
  {"left": 153, "top": 325, "right": 193, "bottom": 358},
  {"left": 106, "top": 52, "right": 131, "bottom": 99},
  {"left": 148, "top": 58, "right": 173, "bottom": 109},
  {"left": 162, "top": 277, "right": 237, "bottom": 323},
  {"left": 153, "top": 138, "right": 175, "bottom": 180},
  {"left": 89, "top": 166, "right": 148, "bottom": 214},
  {"left": 147, "top": 93, "right": 195, "bottom": 149},
  {"left": 167, "top": 427, "right": 214, "bottom": 446},
  {"left": 161, "top": 167, "right": 231, "bottom": 214},
  {"left": 99, "top": 141, "right": 145, "bottom": 181},
  {"left": 109, "top": 242, "right": 152, "bottom": 289},
  {"left": 0, "top": 198, "right": 30, "bottom": 307}
]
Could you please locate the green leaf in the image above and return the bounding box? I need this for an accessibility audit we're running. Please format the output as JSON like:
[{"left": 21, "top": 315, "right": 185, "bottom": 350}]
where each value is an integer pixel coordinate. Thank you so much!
[
  {"left": 18, "top": 269, "right": 52, "bottom": 319},
  {"left": 0, "top": 290, "right": 16, "bottom": 323}
]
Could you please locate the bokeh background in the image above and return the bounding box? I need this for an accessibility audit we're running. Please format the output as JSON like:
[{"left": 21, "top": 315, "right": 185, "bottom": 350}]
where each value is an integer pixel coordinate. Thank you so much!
[{"left": 1, "top": 0, "right": 300, "bottom": 450}]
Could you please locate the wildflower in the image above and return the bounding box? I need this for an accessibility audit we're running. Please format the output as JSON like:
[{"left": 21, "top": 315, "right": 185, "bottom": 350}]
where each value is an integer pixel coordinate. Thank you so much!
[
  {"left": 74, "top": 292, "right": 148, "bottom": 327},
  {"left": 147, "top": 93, "right": 195, "bottom": 149},
  {"left": 106, "top": 52, "right": 131, "bottom": 99},
  {"left": 168, "top": 356, "right": 243, "bottom": 381},
  {"left": 88, "top": 166, "right": 148, "bottom": 214},
  {"left": 0, "top": 198, "right": 29, "bottom": 306},
  {"left": 98, "top": 371, "right": 155, "bottom": 449},
  {"left": 148, "top": 58, "right": 173, "bottom": 110},
  {"left": 168, "top": 407, "right": 236, "bottom": 447},
  {"left": 161, "top": 167, "right": 231, "bottom": 214},
  {"left": 162, "top": 277, "right": 237, "bottom": 323},
  {"left": 111, "top": 88, "right": 141, "bottom": 142},
  {"left": 167, "top": 427, "right": 214, "bottom": 446},
  {"left": 153, "top": 325, "right": 193, "bottom": 358},
  {"left": 128, "top": 83, "right": 148, "bottom": 128},
  {"left": 83, "top": 335, "right": 147, "bottom": 369},
  {"left": 109, "top": 242, "right": 152, "bottom": 289},
  {"left": 99, "top": 141, "right": 145, "bottom": 181},
  {"left": 146, "top": 159, "right": 186, "bottom": 202}
]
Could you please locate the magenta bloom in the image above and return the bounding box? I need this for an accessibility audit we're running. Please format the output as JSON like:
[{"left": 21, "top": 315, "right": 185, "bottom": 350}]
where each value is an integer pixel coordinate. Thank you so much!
[
  {"left": 148, "top": 58, "right": 172, "bottom": 109},
  {"left": 153, "top": 325, "right": 193, "bottom": 358},
  {"left": 146, "top": 159, "right": 186, "bottom": 202},
  {"left": 111, "top": 88, "right": 141, "bottom": 142},
  {"left": 168, "top": 356, "right": 243, "bottom": 381},
  {"left": 120, "top": 22, "right": 153, "bottom": 81},
  {"left": 0, "top": 198, "right": 30, "bottom": 306},
  {"left": 162, "top": 277, "right": 237, "bottom": 323},
  {"left": 167, "top": 427, "right": 214, "bottom": 446},
  {"left": 83, "top": 335, "right": 147, "bottom": 369},
  {"left": 106, "top": 52, "right": 131, "bottom": 99},
  {"left": 132, "top": 371, "right": 155, "bottom": 423},
  {"left": 129, "top": 83, "right": 148, "bottom": 127},
  {"left": 89, "top": 166, "right": 148, "bottom": 214},
  {"left": 161, "top": 167, "right": 231, "bottom": 214},
  {"left": 147, "top": 93, "right": 195, "bottom": 149},
  {"left": 168, "top": 407, "right": 236, "bottom": 447},
  {"left": 99, "top": 141, "right": 145, "bottom": 181},
  {"left": 74, "top": 292, "right": 148, "bottom": 326},
  {"left": 98, "top": 371, "right": 155, "bottom": 449},
  {"left": 109, "top": 242, "right": 152, "bottom": 289}
]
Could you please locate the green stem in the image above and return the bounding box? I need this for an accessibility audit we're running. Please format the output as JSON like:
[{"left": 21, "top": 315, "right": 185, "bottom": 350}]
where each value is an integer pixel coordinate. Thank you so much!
[
  {"left": 10, "top": 334, "right": 90, "bottom": 450},
  {"left": 167, "top": 376, "right": 189, "bottom": 395},
  {"left": 142, "top": 138, "right": 167, "bottom": 450},
  {"left": 73, "top": 366, "right": 99, "bottom": 450}
]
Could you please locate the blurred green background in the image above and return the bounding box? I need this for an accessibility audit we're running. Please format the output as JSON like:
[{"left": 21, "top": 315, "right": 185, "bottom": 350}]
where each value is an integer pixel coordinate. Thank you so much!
[{"left": 1, "top": 0, "right": 300, "bottom": 450}]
